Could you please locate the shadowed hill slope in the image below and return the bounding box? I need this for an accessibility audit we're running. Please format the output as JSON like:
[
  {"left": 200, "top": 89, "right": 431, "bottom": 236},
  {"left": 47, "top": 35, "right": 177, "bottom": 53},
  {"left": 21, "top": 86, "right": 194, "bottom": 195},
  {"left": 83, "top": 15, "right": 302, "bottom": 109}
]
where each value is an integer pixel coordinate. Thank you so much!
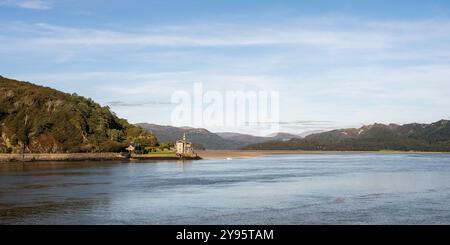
[{"left": 0, "top": 76, "right": 158, "bottom": 153}]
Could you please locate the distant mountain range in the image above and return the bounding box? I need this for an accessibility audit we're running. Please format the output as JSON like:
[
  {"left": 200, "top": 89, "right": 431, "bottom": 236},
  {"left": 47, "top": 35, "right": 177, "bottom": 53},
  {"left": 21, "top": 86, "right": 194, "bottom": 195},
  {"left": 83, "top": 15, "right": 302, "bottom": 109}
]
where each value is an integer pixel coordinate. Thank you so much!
[
  {"left": 216, "top": 132, "right": 301, "bottom": 144},
  {"left": 136, "top": 123, "right": 303, "bottom": 150},
  {"left": 244, "top": 120, "right": 450, "bottom": 152},
  {"left": 136, "top": 123, "right": 235, "bottom": 149}
]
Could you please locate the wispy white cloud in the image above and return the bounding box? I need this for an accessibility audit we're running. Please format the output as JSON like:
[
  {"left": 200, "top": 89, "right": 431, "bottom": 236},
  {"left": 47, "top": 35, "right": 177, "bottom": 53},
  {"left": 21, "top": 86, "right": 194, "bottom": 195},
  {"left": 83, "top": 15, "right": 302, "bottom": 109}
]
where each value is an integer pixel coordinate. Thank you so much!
[
  {"left": 2, "top": 18, "right": 449, "bottom": 68},
  {"left": 14, "top": 72, "right": 276, "bottom": 98},
  {"left": 0, "top": 0, "right": 51, "bottom": 10},
  {"left": 0, "top": 20, "right": 396, "bottom": 50},
  {"left": 17, "top": 0, "right": 50, "bottom": 10}
]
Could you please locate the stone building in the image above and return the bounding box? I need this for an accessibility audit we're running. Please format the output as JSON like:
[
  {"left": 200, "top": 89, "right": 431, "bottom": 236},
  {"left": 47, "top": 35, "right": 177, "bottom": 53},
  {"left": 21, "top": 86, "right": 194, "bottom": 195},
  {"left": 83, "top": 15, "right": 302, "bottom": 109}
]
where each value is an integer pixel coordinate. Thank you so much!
[{"left": 176, "top": 133, "right": 195, "bottom": 157}]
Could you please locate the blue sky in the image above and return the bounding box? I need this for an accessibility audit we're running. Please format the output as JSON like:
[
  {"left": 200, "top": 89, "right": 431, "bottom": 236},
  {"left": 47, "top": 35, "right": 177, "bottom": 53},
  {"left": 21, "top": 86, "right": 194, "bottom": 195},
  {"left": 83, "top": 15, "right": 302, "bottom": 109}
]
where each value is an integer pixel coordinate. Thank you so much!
[{"left": 1, "top": 0, "right": 450, "bottom": 135}]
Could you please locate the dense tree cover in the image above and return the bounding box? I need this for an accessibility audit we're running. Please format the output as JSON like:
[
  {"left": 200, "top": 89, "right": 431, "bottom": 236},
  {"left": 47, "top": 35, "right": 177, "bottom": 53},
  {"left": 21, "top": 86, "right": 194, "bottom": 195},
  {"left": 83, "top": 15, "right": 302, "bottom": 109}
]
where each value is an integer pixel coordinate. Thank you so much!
[
  {"left": 0, "top": 76, "right": 158, "bottom": 153},
  {"left": 243, "top": 121, "right": 450, "bottom": 152}
]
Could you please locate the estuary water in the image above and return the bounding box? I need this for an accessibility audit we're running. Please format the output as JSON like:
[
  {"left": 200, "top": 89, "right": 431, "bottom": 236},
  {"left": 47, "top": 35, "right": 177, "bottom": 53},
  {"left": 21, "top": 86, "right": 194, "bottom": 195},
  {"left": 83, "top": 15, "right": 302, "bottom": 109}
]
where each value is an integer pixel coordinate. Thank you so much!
[{"left": 1, "top": 153, "right": 450, "bottom": 224}]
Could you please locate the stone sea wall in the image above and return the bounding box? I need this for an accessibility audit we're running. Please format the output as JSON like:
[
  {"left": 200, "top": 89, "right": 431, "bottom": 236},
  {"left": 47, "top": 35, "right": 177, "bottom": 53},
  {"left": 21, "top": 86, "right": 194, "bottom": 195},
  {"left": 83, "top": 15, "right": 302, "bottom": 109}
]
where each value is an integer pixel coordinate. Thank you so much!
[{"left": 0, "top": 153, "right": 127, "bottom": 162}]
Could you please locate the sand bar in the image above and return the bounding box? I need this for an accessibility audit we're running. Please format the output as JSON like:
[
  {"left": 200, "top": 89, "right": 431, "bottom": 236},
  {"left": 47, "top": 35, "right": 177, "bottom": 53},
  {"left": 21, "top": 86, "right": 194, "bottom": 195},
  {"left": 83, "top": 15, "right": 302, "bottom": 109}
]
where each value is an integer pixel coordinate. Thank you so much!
[{"left": 197, "top": 150, "right": 450, "bottom": 159}]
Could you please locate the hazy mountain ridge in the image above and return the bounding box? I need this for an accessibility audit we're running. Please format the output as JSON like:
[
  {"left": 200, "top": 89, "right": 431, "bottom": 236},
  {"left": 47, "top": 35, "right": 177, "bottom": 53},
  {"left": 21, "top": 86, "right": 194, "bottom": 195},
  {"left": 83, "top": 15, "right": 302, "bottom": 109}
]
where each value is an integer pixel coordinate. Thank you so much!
[
  {"left": 269, "top": 132, "right": 303, "bottom": 141},
  {"left": 217, "top": 132, "right": 302, "bottom": 145},
  {"left": 137, "top": 124, "right": 303, "bottom": 150},
  {"left": 0, "top": 76, "right": 158, "bottom": 153},
  {"left": 215, "top": 132, "right": 270, "bottom": 146}
]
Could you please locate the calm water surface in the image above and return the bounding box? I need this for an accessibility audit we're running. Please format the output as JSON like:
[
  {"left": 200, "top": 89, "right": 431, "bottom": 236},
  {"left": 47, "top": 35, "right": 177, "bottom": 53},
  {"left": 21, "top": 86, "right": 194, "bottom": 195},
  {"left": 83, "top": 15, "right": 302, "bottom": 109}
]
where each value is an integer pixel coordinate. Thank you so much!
[{"left": 1, "top": 153, "right": 450, "bottom": 224}]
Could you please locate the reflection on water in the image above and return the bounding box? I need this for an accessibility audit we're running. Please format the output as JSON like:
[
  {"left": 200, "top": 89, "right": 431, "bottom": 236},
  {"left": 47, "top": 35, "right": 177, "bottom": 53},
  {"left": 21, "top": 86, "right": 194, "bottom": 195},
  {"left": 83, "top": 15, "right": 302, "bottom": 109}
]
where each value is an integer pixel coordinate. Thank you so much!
[{"left": 1, "top": 154, "right": 450, "bottom": 224}]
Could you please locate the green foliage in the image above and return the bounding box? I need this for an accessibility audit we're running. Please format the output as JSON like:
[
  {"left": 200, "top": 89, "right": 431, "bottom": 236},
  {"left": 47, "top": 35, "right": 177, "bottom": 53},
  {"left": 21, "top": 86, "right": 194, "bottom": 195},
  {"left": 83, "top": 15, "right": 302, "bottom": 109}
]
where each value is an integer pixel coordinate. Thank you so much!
[{"left": 0, "top": 76, "right": 159, "bottom": 153}]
